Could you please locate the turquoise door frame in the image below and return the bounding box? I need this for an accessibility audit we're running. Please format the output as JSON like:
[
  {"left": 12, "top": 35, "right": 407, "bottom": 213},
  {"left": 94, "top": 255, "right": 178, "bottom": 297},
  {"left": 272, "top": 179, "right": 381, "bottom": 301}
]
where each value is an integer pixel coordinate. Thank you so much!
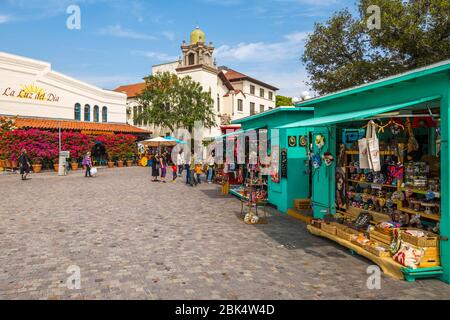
[
  {"left": 310, "top": 127, "right": 336, "bottom": 218},
  {"left": 440, "top": 94, "right": 449, "bottom": 283},
  {"left": 267, "top": 127, "right": 311, "bottom": 213}
]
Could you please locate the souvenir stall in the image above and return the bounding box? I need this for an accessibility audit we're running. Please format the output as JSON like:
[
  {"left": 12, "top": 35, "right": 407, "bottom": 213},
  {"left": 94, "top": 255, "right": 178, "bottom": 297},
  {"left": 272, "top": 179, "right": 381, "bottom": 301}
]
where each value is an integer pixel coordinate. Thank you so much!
[
  {"left": 215, "top": 128, "right": 269, "bottom": 205},
  {"left": 138, "top": 137, "right": 177, "bottom": 166},
  {"left": 280, "top": 61, "right": 450, "bottom": 283},
  {"left": 230, "top": 107, "right": 314, "bottom": 214}
]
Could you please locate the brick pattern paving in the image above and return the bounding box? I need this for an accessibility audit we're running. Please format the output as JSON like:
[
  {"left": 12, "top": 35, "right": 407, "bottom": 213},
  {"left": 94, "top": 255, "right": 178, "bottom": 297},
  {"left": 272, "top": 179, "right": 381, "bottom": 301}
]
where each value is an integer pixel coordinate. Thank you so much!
[{"left": 0, "top": 167, "right": 449, "bottom": 300}]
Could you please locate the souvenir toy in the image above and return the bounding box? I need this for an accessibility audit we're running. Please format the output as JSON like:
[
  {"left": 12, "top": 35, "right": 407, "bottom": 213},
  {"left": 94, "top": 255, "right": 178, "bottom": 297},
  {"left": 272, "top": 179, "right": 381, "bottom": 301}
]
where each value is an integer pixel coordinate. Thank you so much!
[
  {"left": 315, "top": 134, "right": 325, "bottom": 150},
  {"left": 322, "top": 152, "right": 334, "bottom": 166}
]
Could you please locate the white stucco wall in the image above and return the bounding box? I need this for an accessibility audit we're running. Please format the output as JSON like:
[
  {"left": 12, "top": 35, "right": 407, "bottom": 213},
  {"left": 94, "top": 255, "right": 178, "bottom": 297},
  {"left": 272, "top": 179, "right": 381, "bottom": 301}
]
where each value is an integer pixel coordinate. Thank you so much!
[
  {"left": 152, "top": 61, "right": 180, "bottom": 75},
  {"left": 0, "top": 52, "right": 128, "bottom": 123}
]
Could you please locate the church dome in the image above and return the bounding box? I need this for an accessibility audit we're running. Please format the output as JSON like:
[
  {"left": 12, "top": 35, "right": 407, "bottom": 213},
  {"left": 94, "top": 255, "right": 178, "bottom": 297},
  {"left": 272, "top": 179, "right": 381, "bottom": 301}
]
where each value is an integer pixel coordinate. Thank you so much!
[{"left": 190, "top": 26, "right": 205, "bottom": 44}]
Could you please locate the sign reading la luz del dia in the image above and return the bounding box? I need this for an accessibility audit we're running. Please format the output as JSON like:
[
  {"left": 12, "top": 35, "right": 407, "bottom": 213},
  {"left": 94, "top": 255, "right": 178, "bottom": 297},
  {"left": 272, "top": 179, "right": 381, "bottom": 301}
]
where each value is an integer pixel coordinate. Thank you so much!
[{"left": 2, "top": 83, "right": 60, "bottom": 102}]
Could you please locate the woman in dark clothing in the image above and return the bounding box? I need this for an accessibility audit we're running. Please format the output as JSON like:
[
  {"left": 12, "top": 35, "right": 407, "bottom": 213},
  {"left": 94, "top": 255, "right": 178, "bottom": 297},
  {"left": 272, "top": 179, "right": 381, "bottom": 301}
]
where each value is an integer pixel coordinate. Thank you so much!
[
  {"left": 160, "top": 152, "right": 167, "bottom": 183},
  {"left": 18, "top": 149, "right": 31, "bottom": 180},
  {"left": 151, "top": 154, "right": 160, "bottom": 182}
]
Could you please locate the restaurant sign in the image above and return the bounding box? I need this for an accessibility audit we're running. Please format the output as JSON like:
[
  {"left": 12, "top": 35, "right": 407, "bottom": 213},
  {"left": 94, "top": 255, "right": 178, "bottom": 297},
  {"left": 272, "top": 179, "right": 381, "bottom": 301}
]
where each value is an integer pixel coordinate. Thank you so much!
[{"left": 2, "top": 83, "right": 60, "bottom": 102}]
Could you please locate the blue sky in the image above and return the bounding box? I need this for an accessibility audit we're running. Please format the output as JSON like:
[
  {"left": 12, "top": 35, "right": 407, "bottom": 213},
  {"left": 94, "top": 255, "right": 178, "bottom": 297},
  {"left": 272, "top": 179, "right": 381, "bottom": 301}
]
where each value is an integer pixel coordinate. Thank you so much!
[{"left": 0, "top": 0, "right": 355, "bottom": 98}]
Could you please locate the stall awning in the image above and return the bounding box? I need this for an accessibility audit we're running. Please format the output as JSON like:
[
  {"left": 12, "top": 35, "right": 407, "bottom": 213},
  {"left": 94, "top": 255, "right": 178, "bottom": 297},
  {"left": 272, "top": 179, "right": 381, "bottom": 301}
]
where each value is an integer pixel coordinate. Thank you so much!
[
  {"left": 214, "top": 127, "right": 260, "bottom": 140},
  {"left": 278, "top": 95, "right": 440, "bottom": 129}
]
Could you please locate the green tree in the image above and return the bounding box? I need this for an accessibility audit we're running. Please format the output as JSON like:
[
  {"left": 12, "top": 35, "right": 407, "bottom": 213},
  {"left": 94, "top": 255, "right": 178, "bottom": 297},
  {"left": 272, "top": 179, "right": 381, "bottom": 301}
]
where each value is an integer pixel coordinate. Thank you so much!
[
  {"left": 136, "top": 72, "right": 216, "bottom": 132},
  {"left": 302, "top": 0, "right": 450, "bottom": 95},
  {"left": 276, "top": 95, "right": 293, "bottom": 107}
]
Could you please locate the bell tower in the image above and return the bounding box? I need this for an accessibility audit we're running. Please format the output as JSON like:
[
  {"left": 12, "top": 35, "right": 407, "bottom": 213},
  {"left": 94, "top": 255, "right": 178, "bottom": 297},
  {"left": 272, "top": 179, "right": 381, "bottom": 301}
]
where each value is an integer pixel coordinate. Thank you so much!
[{"left": 179, "top": 27, "right": 216, "bottom": 69}]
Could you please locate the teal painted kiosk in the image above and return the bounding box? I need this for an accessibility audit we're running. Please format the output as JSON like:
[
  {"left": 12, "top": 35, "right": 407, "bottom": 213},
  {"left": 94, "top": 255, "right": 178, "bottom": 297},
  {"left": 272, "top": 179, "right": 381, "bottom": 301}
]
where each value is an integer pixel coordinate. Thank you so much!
[
  {"left": 280, "top": 60, "right": 450, "bottom": 283},
  {"left": 231, "top": 107, "right": 314, "bottom": 213}
]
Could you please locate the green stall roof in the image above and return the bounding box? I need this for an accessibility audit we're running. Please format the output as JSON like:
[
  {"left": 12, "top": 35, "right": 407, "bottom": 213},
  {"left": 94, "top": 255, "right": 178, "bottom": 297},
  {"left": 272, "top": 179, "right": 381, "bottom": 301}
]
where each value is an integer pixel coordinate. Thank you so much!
[
  {"left": 231, "top": 107, "right": 314, "bottom": 125},
  {"left": 294, "top": 60, "right": 450, "bottom": 108},
  {"left": 214, "top": 127, "right": 260, "bottom": 140},
  {"left": 278, "top": 95, "right": 440, "bottom": 129}
]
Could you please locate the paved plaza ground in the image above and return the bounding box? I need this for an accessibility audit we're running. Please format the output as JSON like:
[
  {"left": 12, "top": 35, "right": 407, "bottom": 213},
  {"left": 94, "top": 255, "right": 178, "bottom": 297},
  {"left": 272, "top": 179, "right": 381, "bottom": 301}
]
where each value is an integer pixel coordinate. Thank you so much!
[{"left": 1, "top": 167, "right": 450, "bottom": 300}]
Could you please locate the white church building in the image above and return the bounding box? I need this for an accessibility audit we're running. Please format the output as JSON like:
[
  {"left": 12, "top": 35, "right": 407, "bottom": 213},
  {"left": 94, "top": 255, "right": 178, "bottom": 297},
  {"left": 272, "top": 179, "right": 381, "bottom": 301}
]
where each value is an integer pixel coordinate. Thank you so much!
[{"left": 114, "top": 27, "right": 278, "bottom": 140}]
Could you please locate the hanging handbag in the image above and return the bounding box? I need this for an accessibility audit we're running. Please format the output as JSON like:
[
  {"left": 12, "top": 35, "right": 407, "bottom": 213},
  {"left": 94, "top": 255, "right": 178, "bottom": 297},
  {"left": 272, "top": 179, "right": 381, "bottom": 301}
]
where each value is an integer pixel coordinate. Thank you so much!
[{"left": 359, "top": 121, "right": 381, "bottom": 172}]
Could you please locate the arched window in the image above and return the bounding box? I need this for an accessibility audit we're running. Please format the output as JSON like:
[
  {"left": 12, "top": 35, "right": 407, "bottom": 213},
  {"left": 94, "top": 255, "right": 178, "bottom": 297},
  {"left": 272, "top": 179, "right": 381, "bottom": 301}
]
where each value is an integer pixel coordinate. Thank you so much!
[
  {"left": 84, "top": 104, "right": 90, "bottom": 121},
  {"left": 74, "top": 103, "right": 81, "bottom": 120},
  {"left": 93, "top": 105, "right": 99, "bottom": 122},
  {"left": 102, "top": 106, "right": 108, "bottom": 122},
  {"left": 188, "top": 52, "right": 195, "bottom": 65}
]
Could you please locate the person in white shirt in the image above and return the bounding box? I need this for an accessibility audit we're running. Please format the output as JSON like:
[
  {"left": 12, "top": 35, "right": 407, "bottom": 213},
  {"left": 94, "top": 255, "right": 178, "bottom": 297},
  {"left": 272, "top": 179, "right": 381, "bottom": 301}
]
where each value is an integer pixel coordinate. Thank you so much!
[
  {"left": 177, "top": 151, "right": 185, "bottom": 177},
  {"left": 206, "top": 152, "right": 215, "bottom": 183}
]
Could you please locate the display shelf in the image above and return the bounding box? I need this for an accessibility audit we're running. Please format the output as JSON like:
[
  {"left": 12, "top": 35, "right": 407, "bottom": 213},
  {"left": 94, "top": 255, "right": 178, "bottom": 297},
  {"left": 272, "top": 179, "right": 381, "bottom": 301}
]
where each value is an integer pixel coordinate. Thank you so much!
[
  {"left": 347, "top": 206, "right": 391, "bottom": 223},
  {"left": 345, "top": 150, "right": 396, "bottom": 156},
  {"left": 400, "top": 187, "right": 441, "bottom": 198},
  {"left": 398, "top": 207, "right": 441, "bottom": 222},
  {"left": 348, "top": 179, "right": 398, "bottom": 189},
  {"left": 307, "top": 225, "right": 404, "bottom": 280}
]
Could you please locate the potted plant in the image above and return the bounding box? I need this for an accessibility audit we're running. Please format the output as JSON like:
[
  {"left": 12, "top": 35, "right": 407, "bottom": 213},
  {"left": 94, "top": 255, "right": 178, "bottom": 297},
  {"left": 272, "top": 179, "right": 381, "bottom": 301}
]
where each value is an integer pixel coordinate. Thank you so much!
[
  {"left": 32, "top": 157, "right": 43, "bottom": 173},
  {"left": 10, "top": 154, "right": 18, "bottom": 169},
  {"left": 126, "top": 152, "right": 133, "bottom": 167},
  {"left": 107, "top": 153, "right": 115, "bottom": 168},
  {"left": 70, "top": 158, "right": 79, "bottom": 170},
  {"left": 117, "top": 158, "right": 124, "bottom": 167}
]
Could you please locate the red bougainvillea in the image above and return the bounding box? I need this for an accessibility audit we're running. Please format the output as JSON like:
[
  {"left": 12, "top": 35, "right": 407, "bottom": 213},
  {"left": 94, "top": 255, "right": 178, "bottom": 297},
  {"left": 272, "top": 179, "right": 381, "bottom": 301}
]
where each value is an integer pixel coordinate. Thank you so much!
[{"left": 0, "top": 128, "right": 137, "bottom": 163}]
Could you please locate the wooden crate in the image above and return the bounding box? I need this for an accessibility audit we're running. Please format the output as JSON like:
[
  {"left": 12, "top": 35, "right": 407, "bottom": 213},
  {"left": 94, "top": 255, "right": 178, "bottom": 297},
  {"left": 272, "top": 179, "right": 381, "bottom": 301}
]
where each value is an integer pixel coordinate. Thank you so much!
[
  {"left": 401, "top": 229, "right": 439, "bottom": 247},
  {"left": 365, "top": 244, "right": 391, "bottom": 258},
  {"left": 294, "top": 199, "right": 312, "bottom": 210},
  {"left": 330, "top": 222, "right": 348, "bottom": 231},
  {"left": 336, "top": 227, "right": 360, "bottom": 242},
  {"left": 369, "top": 229, "right": 393, "bottom": 246},
  {"left": 321, "top": 223, "right": 337, "bottom": 235},
  {"left": 419, "top": 247, "right": 440, "bottom": 268}
]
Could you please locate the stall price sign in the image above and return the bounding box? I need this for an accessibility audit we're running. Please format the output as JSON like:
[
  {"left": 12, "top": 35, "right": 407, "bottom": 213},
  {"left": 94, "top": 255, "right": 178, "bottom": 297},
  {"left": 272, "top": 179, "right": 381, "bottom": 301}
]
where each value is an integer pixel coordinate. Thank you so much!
[
  {"left": 354, "top": 212, "right": 372, "bottom": 229},
  {"left": 281, "top": 148, "right": 288, "bottom": 179}
]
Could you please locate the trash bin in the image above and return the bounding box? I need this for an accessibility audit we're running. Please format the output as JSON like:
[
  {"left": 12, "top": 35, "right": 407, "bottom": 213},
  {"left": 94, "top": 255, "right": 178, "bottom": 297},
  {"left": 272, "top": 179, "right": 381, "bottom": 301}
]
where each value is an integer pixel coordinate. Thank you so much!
[{"left": 58, "top": 151, "right": 70, "bottom": 176}]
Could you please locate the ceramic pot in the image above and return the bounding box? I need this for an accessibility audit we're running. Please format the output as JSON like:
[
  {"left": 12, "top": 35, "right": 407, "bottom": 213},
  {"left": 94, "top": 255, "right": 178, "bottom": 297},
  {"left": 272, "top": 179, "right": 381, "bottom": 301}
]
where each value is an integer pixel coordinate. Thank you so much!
[
  {"left": 53, "top": 163, "right": 59, "bottom": 172},
  {"left": 126, "top": 160, "right": 133, "bottom": 167},
  {"left": 32, "top": 164, "right": 42, "bottom": 173},
  {"left": 117, "top": 160, "right": 124, "bottom": 168},
  {"left": 107, "top": 161, "right": 114, "bottom": 168},
  {"left": 71, "top": 162, "right": 79, "bottom": 170}
]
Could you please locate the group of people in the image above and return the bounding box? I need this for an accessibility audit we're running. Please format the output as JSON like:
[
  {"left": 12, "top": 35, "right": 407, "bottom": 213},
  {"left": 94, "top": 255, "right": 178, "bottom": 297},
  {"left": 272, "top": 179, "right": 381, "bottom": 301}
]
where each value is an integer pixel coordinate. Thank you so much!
[
  {"left": 148, "top": 151, "right": 174, "bottom": 183},
  {"left": 176, "top": 151, "right": 216, "bottom": 186}
]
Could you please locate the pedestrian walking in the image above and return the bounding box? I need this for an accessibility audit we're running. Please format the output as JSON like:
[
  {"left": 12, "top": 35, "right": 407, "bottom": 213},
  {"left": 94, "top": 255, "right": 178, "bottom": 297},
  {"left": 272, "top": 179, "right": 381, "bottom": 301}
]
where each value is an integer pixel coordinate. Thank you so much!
[
  {"left": 177, "top": 150, "right": 185, "bottom": 177},
  {"left": 207, "top": 152, "right": 215, "bottom": 184},
  {"left": 151, "top": 154, "right": 159, "bottom": 182},
  {"left": 18, "top": 149, "right": 31, "bottom": 180},
  {"left": 171, "top": 163, "right": 177, "bottom": 182},
  {"left": 185, "top": 156, "right": 191, "bottom": 185},
  {"left": 160, "top": 152, "right": 167, "bottom": 183},
  {"left": 82, "top": 152, "right": 93, "bottom": 177},
  {"left": 189, "top": 153, "right": 198, "bottom": 186}
]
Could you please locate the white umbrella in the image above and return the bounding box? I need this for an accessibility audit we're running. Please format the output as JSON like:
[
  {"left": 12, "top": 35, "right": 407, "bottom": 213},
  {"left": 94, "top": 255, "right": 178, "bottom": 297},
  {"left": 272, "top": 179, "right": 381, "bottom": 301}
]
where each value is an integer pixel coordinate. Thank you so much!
[{"left": 139, "top": 137, "right": 177, "bottom": 148}]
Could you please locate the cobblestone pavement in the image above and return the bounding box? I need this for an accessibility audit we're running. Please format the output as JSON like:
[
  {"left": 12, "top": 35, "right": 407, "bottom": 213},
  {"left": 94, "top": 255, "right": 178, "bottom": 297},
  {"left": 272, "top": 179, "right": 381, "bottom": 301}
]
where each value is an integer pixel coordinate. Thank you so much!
[{"left": 1, "top": 167, "right": 450, "bottom": 300}]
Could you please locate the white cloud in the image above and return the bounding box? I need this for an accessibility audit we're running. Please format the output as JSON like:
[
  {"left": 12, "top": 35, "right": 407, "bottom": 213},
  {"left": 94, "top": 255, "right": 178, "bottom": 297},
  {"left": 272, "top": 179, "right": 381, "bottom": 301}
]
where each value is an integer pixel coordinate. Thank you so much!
[
  {"left": 162, "top": 31, "right": 175, "bottom": 41},
  {"left": 97, "top": 25, "right": 157, "bottom": 41},
  {"left": 0, "top": 15, "right": 11, "bottom": 24},
  {"left": 248, "top": 69, "right": 311, "bottom": 98},
  {"left": 215, "top": 31, "right": 308, "bottom": 62},
  {"left": 75, "top": 74, "right": 141, "bottom": 89},
  {"left": 131, "top": 50, "right": 179, "bottom": 62}
]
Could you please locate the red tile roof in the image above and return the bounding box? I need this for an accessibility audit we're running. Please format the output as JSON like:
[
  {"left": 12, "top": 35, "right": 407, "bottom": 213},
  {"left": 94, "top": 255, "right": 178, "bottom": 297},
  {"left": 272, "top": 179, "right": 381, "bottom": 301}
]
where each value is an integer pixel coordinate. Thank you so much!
[
  {"left": 113, "top": 82, "right": 146, "bottom": 98},
  {"left": 223, "top": 69, "right": 279, "bottom": 91},
  {"left": 14, "top": 117, "right": 150, "bottom": 134}
]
